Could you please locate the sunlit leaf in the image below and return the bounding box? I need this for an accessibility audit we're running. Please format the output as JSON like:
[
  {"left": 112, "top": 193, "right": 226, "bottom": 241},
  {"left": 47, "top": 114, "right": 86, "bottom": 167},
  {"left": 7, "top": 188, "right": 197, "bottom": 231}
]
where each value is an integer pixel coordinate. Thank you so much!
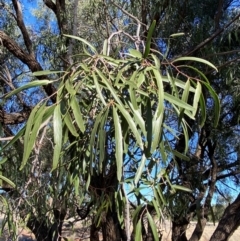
[
  {"left": 52, "top": 104, "right": 62, "bottom": 170},
  {"left": 113, "top": 107, "right": 123, "bottom": 181},
  {"left": 172, "top": 57, "right": 218, "bottom": 72},
  {"left": 5, "top": 80, "right": 52, "bottom": 98},
  {"left": 146, "top": 211, "right": 159, "bottom": 241}
]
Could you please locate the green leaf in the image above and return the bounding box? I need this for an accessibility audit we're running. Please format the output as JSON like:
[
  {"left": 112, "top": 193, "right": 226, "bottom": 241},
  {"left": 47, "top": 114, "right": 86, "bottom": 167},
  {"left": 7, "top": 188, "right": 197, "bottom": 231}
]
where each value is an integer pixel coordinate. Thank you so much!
[
  {"left": 145, "top": 98, "right": 153, "bottom": 156},
  {"left": 129, "top": 49, "right": 142, "bottom": 58},
  {"left": 172, "top": 185, "right": 192, "bottom": 193},
  {"left": 199, "top": 93, "right": 206, "bottom": 127},
  {"left": 156, "top": 184, "right": 167, "bottom": 205},
  {"left": 103, "top": 39, "right": 108, "bottom": 55},
  {"left": 98, "top": 108, "right": 109, "bottom": 174},
  {"left": 128, "top": 102, "right": 146, "bottom": 136},
  {"left": 152, "top": 68, "right": 164, "bottom": 117},
  {"left": 170, "top": 32, "right": 185, "bottom": 37},
  {"left": 135, "top": 219, "right": 142, "bottom": 241},
  {"left": 5, "top": 80, "right": 52, "bottom": 98},
  {"left": 172, "top": 150, "right": 190, "bottom": 161},
  {"left": 70, "top": 97, "right": 85, "bottom": 132},
  {"left": 134, "top": 154, "right": 146, "bottom": 185},
  {"left": 201, "top": 81, "right": 220, "bottom": 127},
  {"left": 63, "top": 112, "right": 78, "bottom": 137},
  {"left": 172, "top": 57, "right": 218, "bottom": 72},
  {"left": 0, "top": 175, "right": 15, "bottom": 188},
  {"left": 95, "top": 68, "right": 123, "bottom": 105},
  {"left": 93, "top": 72, "right": 107, "bottom": 106},
  {"left": 152, "top": 198, "right": 161, "bottom": 219},
  {"left": 192, "top": 81, "right": 202, "bottom": 116},
  {"left": 143, "top": 20, "right": 156, "bottom": 58},
  {"left": 32, "top": 70, "right": 65, "bottom": 76},
  {"left": 116, "top": 104, "right": 143, "bottom": 150},
  {"left": 146, "top": 211, "right": 159, "bottom": 241},
  {"left": 151, "top": 112, "right": 164, "bottom": 152},
  {"left": 64, "top": 34, "right": 97, "bottom": 54},
  {"left": 21, "top": 103, "right": 46, "bottom": 170},
  {"left": 164, "top": 93, "right": 195, "bottom": 112},
  {"left": 52, "top": 104, "right": 63, "bottom": 170},
  {"left": 113, "top": 107, "right": 123, "bottom": 181}
]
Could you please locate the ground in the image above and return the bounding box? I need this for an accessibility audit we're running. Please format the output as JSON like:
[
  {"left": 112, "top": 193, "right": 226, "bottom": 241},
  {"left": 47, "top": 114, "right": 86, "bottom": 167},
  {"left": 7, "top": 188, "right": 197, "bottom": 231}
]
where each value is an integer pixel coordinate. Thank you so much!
[{"left": 1, "top": 220, "right": 240, "bottom": 240}]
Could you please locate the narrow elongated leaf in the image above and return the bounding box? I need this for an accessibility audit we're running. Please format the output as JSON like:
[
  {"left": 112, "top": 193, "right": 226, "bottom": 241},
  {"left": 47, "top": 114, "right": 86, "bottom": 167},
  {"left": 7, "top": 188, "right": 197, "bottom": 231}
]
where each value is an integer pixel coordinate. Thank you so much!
[
  {"left": 145, "top": 98, "right": 153, "bottom": 156},
  {"left": 199, "top": 93, "right": 206, "bottom": 127},
  {"left": 146, "top": 211, "right": 159, "bottom": 241},
  {"left": 152, "top": 198, "right": 161, "bottom": 219},
  {"left": 89, "top": 109, "right": 106, "bottom": 174},
  {"left": 170, "top": 32, "right": 185, "bottom": 37},
  {"left": 93, "top": 72, "right": 107, "bottom": 106},
  {"left": 172, "top": 185, "right": 192, "bottom": 193},
  {"left": 134, "top": 154, "right": 146, "bottom": 185},
  {"left": 64, "top": 34, "right": 97, "bottom": 54},
  {"left": 96, "top": 68, "right": 123, "bottom": 105},
  {"left": 152, "top": 68, "right": 164, "bottom": 117},
  {"left": 21, "top": 103, "right": 46, "bottom": 170},
  {"left": 52, "top": 104, "right": 62, "bottom": 170},
  {"left": 113, "top": 107, "right": 123, "bottom": 181},
  {"left": 98, "top": 108, "right": 109, "bottom": 174},
  {"left": 151, "top": 112, "right": 164, "bottom": 152},
  {"left": 71, "top": 97, "right": 85, "bottom": 132},
  {"left": 135, "top": 219, "right": 142, "bottom": 241},
  {"left": 164, "top": 93, "right": 195, "bottom": 111},
  {"left": 116, "top": 104, "right": 143, "bottom": 150},
  {"left": 6, "top": 80, "right": 52, "bottom": 98},
  {"left": 32, "top": 70, "right": 65, "bottom": 76},
  {"left": 0, "top": 175, "right": 15, "bottom": 188},
  {"left": 172, "top": 57, "right": 218, "bottom": 72},
  {"left": 65, "top": 79, "right": 76, "bottom": 95},
  {"left": 192, "top": 81, "right": 202, "bottom": 116},
  {"left": 201, "top": 81, "right": 220, "bottom": 127},
  {"left": 102, "top": 39, "right": 108, "bottom": 55},
  {"left": 63, "top": 112, "right": 78, "bottom": 137},
  {"left": 128, "top": 102, "right": 146, "bottom": 136},
  {"left": 156, "top": 184, "right": 167, "bottom": 205},
  {"left": 143, "top": 20, "right": 156, "bottom": 58}
]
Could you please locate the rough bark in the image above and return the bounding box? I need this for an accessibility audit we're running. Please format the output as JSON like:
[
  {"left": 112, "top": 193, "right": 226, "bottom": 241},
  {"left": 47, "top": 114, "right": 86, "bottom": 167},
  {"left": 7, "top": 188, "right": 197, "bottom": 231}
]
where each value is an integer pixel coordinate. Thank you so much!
[
  {"left": 90, "top": 222, "right": 100, "bottom": 241},
  {"left": 26, "top": 207, "right": 66, "bottom": 241},
  {"left": 171, "top": 218, "right": 189, "bottom": 241},
  {"left": 210, "top": 193, "right": 240, "bottom": 241},
  {"left": 101, "top": 210, "right": 121, "bottom": 241}
]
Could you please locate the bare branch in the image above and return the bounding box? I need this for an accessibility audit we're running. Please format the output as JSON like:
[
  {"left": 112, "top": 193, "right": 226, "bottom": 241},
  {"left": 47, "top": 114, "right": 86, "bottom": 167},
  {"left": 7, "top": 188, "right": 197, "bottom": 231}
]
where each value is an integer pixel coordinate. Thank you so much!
[
  {"left": 185, "top": 12, "right": 240, "bottom": 56},
  {"left": 12, "top": 0, "right": 34, "bottom": 56}
]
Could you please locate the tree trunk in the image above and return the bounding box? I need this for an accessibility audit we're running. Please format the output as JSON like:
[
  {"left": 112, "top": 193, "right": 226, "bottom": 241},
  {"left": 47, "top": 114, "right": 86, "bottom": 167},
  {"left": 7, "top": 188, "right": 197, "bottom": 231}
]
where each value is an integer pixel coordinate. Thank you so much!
[
  {"left": 210, "top": 193, "right": 240, "bottom": 241},
  {"left": 171, "top": 218, "right": 189, "bottom": 241},
  {"left": 101, "top": 210, "right": 122, "bottom": 241},
  {"left": 90, "top": 222, "right": 100, "bottom": 241},
  {"left": 189, "top": 217, "right": 207, "bottom": 241},
  {"left": 27, "top": 208, "right": 66, "bottom": 241}
]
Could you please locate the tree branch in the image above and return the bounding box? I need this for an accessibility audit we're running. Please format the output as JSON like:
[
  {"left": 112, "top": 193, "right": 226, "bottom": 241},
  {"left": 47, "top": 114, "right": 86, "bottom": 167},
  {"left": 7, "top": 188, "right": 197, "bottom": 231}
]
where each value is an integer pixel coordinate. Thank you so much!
[
  {"left": 210, "top": 193, "right": 240, "bottom": 241},
  {"left": 0, "top": 108, "right": 30, "bottom": 125},
  {"left": 12, "top": 0, "right": 34, "bottom": 57},
  {"left": 185, "top": 12, "right": 240, "bottom": 56},
  {"left": 0, "top": 31, "right": 56, "bottom": 102}
]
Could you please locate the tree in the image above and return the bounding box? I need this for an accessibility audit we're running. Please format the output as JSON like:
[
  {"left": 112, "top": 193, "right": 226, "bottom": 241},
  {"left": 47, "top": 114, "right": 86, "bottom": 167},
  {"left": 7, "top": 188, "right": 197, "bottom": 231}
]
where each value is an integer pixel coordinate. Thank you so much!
[{"left": 0, "top": 1, "right": 240, "bottom": 241}]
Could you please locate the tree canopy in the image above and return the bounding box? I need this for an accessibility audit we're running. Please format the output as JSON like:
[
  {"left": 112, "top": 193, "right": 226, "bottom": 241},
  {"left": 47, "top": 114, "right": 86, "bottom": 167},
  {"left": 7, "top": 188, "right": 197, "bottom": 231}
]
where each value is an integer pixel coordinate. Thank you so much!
[{"left": 0, "top": 1, "right": 240, "bottom": 241}]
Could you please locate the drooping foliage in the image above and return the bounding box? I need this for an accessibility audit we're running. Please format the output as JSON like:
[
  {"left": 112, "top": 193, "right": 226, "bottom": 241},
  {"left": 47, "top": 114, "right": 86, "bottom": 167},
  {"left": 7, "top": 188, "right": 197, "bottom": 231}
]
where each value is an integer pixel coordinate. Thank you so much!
[{"left": 0, "top": 1, "right": 239, "bottom": 241}]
